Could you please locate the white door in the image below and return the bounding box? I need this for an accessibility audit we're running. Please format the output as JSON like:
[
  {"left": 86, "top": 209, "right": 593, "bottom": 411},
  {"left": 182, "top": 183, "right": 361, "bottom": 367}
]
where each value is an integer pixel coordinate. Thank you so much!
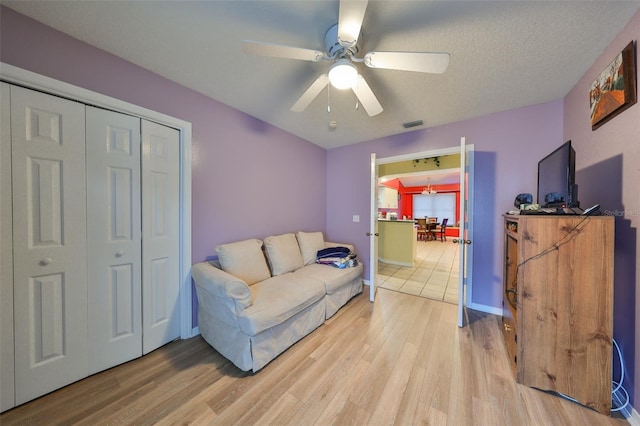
[
  {"left": 142, "top": 120, "right": 180, "bottom": 353},
  {"left": 86, "top": 106, "right": 142, "bottom": 374},
  {"left": 10, "top": 86, "right": 88, "bottom": 404},
  {"left": 456, "top": 137, "right": 474, "bottom": 327},
  {"left": 0, "top": 82, "right": 15, "bottom": 412},
  {"left": 368, "top": 152, "right": 379, "bottom": 301}
]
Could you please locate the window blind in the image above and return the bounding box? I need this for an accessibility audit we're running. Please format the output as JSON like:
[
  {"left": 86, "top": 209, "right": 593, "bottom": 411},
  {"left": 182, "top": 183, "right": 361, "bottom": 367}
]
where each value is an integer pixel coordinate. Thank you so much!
[{"left": 413, "top": 193, "right": 455, "bottom": 223}]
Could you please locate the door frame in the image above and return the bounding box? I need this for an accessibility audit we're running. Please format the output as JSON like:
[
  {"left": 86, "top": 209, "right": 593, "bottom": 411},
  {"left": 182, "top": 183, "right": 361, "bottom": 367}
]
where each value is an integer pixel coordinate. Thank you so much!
[
  {"left": 372, "top": 144, "right": 473, "bottom": 309},
  {"left": 369, "top": 153, "right": 379, "bottom": 301},
  {"left": 1, "top": 63, "right": 194, "bottom": 340}
]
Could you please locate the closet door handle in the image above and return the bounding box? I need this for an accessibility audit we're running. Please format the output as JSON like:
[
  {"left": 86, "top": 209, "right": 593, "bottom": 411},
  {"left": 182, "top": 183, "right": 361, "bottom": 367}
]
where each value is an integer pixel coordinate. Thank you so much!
[
  {"left": 115, "top": 249, "right": 126, "bottom": 258},
  {"left": 40, "top": 257, "right": 53, "bottom": 266}
]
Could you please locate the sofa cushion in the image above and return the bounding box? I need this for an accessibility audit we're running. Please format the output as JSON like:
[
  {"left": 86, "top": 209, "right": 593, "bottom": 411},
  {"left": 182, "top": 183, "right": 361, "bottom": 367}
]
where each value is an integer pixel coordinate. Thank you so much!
[
  {"left": 237, "top": 274, "right": 325, "bottom": 336},
  {"left": 296, "top": 231, "right": 326, "bottom": 265},
  {"left": 263, "top": 233, "right": 304, "bottom": 276},
  {"left": 294, "top": 262, "right": 364, "bottom": 294},
  {"left": 215, "top": 239, "right": 271, "bottom": 285}
]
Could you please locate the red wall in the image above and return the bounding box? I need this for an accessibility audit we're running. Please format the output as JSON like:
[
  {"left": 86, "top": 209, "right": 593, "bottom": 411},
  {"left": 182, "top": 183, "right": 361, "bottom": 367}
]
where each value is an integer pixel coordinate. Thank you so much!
[{"left": 400, "top": 183, "right": 461, "bottom": 224}]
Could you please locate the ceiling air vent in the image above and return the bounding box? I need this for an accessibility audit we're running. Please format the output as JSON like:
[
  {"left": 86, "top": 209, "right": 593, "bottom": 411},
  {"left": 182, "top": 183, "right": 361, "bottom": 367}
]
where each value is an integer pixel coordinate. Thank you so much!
[{"left": 402, "top": 119, "right": 424, "bottom": 129}]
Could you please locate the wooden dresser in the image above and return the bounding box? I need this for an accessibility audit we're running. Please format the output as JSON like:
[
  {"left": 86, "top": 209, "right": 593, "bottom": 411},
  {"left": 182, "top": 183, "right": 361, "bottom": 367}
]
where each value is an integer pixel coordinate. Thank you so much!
[{"left": 502, "top": 214, "right": 614, "bottom": 415}]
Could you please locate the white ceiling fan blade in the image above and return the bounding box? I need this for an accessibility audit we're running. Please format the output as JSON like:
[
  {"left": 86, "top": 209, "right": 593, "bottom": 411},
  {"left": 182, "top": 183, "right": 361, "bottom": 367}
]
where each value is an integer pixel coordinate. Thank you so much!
[
  {"left": 243, "top": 40, "right": 324, "bottom": 62},
  {"left": 352, "top": 75, "right": 383, "bottom": 116},
  {"left": 364, "top": 51, "right": 450, "bottom": 74},
  {"left": 291, "top": 74, "right": 329, "bottom": 112},
  {"left": 338, "top": 0, "right": 368, "bottom": 48}
]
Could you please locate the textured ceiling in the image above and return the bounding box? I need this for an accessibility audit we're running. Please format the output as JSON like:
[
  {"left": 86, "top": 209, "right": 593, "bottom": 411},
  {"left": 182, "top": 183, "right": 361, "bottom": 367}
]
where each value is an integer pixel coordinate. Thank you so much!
[{"left": 3, "top": 0, "right": 639, "bottom": 149}]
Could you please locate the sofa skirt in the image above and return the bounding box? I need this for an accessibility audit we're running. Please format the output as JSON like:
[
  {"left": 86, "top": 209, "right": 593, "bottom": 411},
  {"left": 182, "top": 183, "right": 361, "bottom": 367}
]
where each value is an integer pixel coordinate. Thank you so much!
[
  {"left": 250, "top": 298, "right": 326, "bottom": 372},
  {"left": 198, "top": 306, "right": 253, "bottom": 371},
  {"left": 325, "top": 277, "right": 363, "bottom": 319}
]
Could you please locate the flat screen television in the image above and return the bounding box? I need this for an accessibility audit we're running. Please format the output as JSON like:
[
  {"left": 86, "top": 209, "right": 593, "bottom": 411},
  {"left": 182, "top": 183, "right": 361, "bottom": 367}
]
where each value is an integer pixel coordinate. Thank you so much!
[{"left": 537, "top": 140, "right": 578, "bottom": 207}]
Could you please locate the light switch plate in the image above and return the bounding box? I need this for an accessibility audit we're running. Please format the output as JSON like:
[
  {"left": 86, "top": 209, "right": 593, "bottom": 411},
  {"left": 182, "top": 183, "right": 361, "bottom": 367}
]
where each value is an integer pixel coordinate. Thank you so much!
[{"left": 353, "top": 215, "right": 360, "bottom": 222}]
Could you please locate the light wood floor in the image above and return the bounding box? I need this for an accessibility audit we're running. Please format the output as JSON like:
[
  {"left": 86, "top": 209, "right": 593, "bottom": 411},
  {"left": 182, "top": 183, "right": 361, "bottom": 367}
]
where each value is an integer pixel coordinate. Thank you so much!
[
  {"left": 0, "top": 289, "right": 627, "bottom": 425},
  {"left": 379, "top": 240, "right": 459, "bottom": 303}
]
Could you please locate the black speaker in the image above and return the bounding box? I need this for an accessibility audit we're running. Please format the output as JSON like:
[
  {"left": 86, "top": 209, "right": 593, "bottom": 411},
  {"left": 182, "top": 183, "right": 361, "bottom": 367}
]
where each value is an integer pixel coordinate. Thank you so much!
[
  {"left": 568, "top": 184, "right": 579, "bottom": 207},
  {"left": 514, "top": 193, "right": 533, "bottom": 208},
  {"left": 544, "top": 192, "right": 564, "bottom": 205}
]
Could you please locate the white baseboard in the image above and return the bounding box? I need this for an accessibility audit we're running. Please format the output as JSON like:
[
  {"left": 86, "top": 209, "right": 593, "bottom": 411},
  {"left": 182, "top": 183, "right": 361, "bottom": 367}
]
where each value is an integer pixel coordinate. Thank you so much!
[
  {"left": 613, "top": 385, "right": 636, "bottom": 424},
  {"left": 622, "top": 406, "right": 639, "bottom": 425},
  {"left": 624, "top": 408, "right": 638, "bottom": 425},
  {"left": 376, "top": 258, "right": 415, "bottom": 267},
  {"left": 467, "top": 302, "right": 502, "bottom": 316}
]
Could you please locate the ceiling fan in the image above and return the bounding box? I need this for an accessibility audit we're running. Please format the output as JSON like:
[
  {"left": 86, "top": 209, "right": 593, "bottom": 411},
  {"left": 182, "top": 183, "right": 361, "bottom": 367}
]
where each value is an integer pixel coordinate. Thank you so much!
[{"left": 242, "top": 0, "right": 450, "bottom": 117}]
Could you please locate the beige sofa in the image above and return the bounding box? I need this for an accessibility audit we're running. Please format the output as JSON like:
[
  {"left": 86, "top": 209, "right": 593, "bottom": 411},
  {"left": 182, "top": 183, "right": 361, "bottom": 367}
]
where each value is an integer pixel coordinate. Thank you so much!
[{"left": 191, "top": 231, "right": 363, "bottom": 372}]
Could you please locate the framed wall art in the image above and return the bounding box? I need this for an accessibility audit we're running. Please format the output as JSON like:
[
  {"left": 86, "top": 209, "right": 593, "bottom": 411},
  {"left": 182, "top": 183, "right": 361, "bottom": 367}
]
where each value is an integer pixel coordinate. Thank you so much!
[{"left": 589, "top": 41, "right": 637, "bottom": 130}]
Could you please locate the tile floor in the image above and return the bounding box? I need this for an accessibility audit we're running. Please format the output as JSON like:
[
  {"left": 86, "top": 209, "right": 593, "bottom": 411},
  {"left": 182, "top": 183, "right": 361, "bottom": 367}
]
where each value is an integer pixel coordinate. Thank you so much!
[{"left": 377, "top": 239, "right": 460, "bottom": 304}]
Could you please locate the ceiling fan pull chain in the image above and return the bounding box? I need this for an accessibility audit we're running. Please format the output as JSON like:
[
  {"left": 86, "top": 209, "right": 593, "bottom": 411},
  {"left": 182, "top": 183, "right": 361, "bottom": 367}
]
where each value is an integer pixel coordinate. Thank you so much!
[{"left": 327, "top": 83, "right": 331, "bottom": 113}]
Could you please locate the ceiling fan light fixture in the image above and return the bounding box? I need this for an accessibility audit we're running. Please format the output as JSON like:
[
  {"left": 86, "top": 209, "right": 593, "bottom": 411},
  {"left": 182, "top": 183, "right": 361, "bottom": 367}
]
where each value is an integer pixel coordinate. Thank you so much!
[{"left": 328, "top": 59, "right": 358, "bottom": 90}]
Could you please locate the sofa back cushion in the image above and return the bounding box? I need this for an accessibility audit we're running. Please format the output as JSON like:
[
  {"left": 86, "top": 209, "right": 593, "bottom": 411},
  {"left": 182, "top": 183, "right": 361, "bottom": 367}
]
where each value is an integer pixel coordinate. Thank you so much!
[
  {"left": 296, "top": 231, "right": 326, "bottom": 265},
  {"left": 215, "top": 239, "right": 271, "bottom": 285},
  {"left": 264, "top": 233, "right": 304, "bottom": 276}
]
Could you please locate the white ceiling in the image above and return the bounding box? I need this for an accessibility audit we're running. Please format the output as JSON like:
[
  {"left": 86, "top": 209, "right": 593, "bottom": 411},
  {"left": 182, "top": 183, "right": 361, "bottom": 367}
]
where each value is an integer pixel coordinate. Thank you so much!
[{"left": 4, "top": 1, "right": 639, "bottom": 149}]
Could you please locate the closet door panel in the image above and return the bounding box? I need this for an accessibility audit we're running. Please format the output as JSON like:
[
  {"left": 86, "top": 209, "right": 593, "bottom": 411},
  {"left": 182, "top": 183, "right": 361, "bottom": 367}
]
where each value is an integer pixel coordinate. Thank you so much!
[
  {"left": 0, "top": 82, "right": 15, "bottom": 412},
  {"left": 10, "top": 86, "right": 88, "bottom": 405},
  {"left": 86, "top": 106, "right": 142, "bottom": 374},
  {"left": 142, "top": 120, "right": 180, "bottom": 353}
]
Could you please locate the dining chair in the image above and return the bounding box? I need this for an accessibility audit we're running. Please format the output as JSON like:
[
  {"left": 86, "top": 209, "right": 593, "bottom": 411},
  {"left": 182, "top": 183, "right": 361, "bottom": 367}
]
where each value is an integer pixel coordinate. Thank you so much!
[
  {"left": 437, "top": 218, "right": 449, "bottom": 242},
  {"left": 416, "top": 218, "right": 428, "bottom": 240},
  {"left": 427, "top": 217, "right": 438, "bottom": 240}
]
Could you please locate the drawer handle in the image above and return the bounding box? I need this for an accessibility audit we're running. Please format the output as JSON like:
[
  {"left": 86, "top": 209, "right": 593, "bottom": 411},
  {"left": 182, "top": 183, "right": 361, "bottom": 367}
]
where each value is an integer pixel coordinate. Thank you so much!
[
  {"left": 115, "top": 249, "right": 126, "bottom": 258},
  {"left": 40, "top": 257, "right": 53, "bottom": 266}
]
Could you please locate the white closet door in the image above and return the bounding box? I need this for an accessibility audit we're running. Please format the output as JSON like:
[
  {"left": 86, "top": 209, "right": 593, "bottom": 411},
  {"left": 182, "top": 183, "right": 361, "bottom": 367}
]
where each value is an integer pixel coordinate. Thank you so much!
[
  {"left": 0, "top": 82, "right": 15, "bottom": 412},
  {"left": 142, "top": 120, "right": 180, "bottom": 353},
  {"left": 86, "top": 106, "right": 142, "bottom": 374},
  {"left": 10, "top": 86, "right": 88, "bottom": 405}
]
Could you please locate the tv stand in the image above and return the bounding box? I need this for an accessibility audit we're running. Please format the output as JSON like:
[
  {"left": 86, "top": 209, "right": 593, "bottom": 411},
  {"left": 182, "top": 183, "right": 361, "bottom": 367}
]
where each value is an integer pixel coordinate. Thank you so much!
[{"left": 502, "top": 214, "right": 614, "bottom": 415}]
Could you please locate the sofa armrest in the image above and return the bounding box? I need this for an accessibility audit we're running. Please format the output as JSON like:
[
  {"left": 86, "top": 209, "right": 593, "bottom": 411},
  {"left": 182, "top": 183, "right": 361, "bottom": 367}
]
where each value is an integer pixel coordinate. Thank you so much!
[
  {"left": 324, "top": 241, "right": 355, "bottom": 253},
  {"left": 191, "top": 261, "right": 252, "bottom": 315}
]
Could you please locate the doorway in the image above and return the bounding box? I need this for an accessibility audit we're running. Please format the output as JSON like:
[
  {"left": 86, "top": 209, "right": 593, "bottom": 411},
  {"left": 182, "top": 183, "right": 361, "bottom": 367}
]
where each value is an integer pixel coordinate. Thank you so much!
[
  {"left": 378, "top": 154, "right": 460, "bottom": 303},
  {"left": 370, "top": 144, "right": 473, "bottom": 311}
]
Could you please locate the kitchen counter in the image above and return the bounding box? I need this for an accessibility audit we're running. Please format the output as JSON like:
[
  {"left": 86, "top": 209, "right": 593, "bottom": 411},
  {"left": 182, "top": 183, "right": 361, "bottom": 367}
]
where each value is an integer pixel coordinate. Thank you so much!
[{"left": 377, "top": 219, "right": 417, "bottom": 267}]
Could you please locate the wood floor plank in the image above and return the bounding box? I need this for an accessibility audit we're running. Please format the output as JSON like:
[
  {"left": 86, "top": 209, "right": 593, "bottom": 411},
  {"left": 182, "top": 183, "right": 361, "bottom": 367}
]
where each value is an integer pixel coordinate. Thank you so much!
[
  {"left": 251, "top": 391, "right": 301, "bottom": 425},
  {"left": 291, "top": 325, "right": 366, "bottom": 401},
  {"left": 0, "top": 289, "right": 628, "bottom": 426},
  {"left": 311, "top": 355, "right": 372, "bottom": 425},
  {"left": 369, "top": 341, "right": 419, "bottom": 424},
  {"left": 351, "top": 297, "right": 422, "bottom": 414},
  {"left": 393, "top": 364, "right": 427, "bottom": 425}
]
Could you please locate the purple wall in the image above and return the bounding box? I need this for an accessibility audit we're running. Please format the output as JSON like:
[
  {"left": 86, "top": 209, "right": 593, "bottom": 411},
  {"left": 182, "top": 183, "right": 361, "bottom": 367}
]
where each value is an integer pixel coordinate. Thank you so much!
[
  {"left": 326, "top": 101, "right": 563, "bottom": 309},
  {"left": 564, "top": 8, "right": 640, "bottom": 410},
  {"left": 0, "top": 6, "right": 327, "bottom": 263}
]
